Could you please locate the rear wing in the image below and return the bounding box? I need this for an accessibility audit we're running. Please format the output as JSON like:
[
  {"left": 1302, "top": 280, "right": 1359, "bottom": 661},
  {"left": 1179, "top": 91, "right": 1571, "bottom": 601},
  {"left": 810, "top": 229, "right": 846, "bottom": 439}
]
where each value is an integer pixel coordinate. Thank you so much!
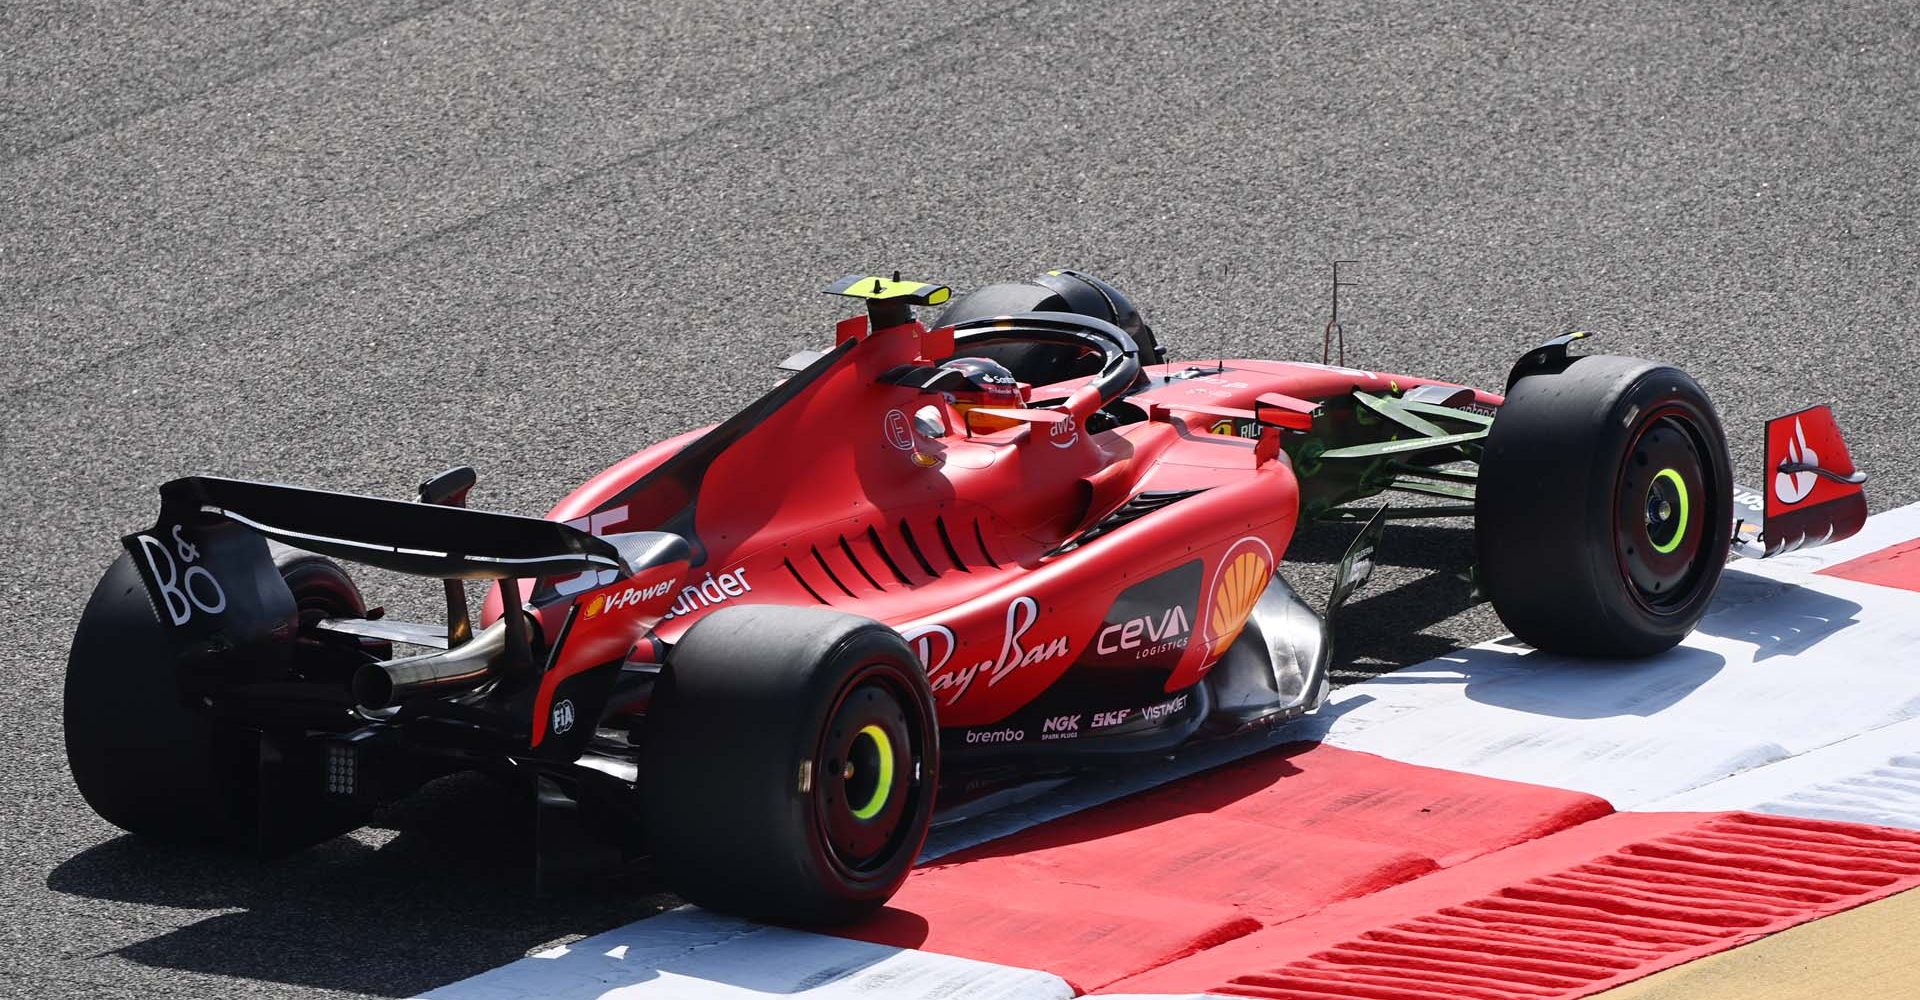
[
  {"left": 137, "top": 476, "right": 626, "bottom": 580},
  {"left": 120, "top": 475, "right": 629, "bottom": 643},
  {"left": 1733, "top": 405, "right": 1868, "bottom": 558}
]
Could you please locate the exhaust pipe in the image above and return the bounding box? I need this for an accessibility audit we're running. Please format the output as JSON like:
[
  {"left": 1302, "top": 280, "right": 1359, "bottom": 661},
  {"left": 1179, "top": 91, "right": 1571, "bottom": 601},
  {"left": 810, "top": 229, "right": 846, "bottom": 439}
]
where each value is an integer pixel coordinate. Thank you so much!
[{"left": 353, "top": 618, "right": 508, "bottom": 710}]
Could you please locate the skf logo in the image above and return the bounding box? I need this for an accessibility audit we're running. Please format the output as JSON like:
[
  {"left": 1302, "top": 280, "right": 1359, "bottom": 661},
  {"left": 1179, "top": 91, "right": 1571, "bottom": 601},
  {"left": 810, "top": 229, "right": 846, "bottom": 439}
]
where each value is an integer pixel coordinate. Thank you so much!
[
  {"left": 1205, "top": 537, "right": 1273, "bottom": 655},
  {"left": 1092, "top": 709, "right": 1130, "bottom": 728},
  {"left": 1040, "top": 714, "right": 1081, "bottom": 740},
  {"left": 586, "top": 577, "right": 676, "bottom": 618},
  {"left": 550, "top": 699, "right": 576, "bottom": 736}
]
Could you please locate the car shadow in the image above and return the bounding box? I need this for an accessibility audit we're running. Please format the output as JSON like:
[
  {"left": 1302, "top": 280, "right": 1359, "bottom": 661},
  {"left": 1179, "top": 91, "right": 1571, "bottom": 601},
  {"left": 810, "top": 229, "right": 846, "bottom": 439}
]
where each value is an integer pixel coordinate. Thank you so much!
[
  {"left": 1443, "top": 641, "right": 1732, "bottom": 720},
  {"left": 45, "top": 773, "right": 676, "bottom": 998},
  {"left": 1283, "top": 518, "right": 1492, "bottom": 675},
  {"left": 1695, "top": 566, "right": 1863, "bottom": 660}
]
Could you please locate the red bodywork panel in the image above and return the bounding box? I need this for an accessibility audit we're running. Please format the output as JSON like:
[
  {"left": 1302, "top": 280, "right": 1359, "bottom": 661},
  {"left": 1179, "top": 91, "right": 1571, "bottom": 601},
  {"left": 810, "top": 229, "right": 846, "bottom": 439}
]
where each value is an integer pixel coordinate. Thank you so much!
[{"left": 491, "top": 321, "right": 1492, "bottom": 731}]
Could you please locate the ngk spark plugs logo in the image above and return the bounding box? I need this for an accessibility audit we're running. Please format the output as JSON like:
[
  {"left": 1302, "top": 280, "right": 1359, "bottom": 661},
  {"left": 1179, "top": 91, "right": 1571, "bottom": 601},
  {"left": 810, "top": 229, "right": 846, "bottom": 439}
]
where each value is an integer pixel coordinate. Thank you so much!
[
  {"left": 902, "top": 596, "right": 1070, "bottom": 706},
  {"left": 1085, "top": 561, "right": 1201, "bottom": 670}
]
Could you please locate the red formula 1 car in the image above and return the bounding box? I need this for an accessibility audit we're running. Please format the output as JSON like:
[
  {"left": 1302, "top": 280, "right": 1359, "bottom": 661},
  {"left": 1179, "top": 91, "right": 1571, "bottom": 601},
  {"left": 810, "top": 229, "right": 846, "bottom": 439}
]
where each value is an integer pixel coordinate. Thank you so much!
[{"left": 65, "top": 271, "right": 1869, "bottom": 923}]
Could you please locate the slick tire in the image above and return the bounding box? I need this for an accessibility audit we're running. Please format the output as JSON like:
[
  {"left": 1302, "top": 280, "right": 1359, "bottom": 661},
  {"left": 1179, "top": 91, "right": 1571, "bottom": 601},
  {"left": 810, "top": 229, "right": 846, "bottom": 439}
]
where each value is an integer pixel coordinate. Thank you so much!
[
  {"left": 1476, "top": 355, "right": 1733, "bottom": 656},
  {"left": 63, "top": 548, "right": 367, "bottom": 845},
  {"left": 640, "top": 606, "right": 939, "bottom": 925}
]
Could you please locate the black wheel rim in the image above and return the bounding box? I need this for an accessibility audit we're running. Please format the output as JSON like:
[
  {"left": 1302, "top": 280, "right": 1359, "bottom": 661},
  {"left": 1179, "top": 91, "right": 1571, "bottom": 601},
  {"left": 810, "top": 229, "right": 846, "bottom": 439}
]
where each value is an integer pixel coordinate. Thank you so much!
[
  {"left": 813, "top": 667, "right": 922, "bottom": 877},
  {"left": 1614, "top": 410, "right": 1712, "bottom": 612}
]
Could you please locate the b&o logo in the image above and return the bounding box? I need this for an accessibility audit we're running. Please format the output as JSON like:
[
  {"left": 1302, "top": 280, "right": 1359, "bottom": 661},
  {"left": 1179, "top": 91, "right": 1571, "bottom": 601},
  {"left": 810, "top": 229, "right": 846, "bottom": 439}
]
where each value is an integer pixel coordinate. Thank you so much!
[{"left": 135, "top": 524, "right": 228, "bottom": 626}]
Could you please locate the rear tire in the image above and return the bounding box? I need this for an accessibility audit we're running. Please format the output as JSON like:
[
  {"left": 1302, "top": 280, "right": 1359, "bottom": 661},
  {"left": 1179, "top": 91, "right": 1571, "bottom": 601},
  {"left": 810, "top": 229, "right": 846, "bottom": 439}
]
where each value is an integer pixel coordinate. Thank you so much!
[
  {"left": 63, "top": 548, "right": 368, "bottom": 845},
  {"left": 1476, "top": 355, "right": 1733, "bottom": 656},
  {"left": 639, "top": 606, "right": 939, "bottom": 925}
]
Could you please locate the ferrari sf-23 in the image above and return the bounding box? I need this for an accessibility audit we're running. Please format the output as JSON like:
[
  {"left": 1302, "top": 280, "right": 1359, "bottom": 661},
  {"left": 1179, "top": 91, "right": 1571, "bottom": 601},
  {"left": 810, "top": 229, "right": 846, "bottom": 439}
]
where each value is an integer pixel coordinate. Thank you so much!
[{"left": 66, "top": 270, "right": 1869, "bottom": 923}]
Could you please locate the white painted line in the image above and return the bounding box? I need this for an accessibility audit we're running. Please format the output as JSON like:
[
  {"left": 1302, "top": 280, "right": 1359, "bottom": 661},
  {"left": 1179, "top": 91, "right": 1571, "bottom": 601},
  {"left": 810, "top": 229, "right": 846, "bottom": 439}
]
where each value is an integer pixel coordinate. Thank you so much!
[
  {"left": 1302, "top": 559, "right": 1920, "bottom": 808},
  {"left": 1648, "top": 715, "right": 1920, "bottom": 829},
  {"left": 419, "top": 907, "right": 1072, "bottom": 1000}
]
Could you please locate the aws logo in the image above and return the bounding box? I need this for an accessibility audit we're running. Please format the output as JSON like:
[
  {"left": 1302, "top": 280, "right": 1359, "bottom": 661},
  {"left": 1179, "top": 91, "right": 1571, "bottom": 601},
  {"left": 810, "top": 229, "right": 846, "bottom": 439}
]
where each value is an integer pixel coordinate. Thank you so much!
[{"left": 1205, "top": 536, "right": 1273, "bottom": 655}]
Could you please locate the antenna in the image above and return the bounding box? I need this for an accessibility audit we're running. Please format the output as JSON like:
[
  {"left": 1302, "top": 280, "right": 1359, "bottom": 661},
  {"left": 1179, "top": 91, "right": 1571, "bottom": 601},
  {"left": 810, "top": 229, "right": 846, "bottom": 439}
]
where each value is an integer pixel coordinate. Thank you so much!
[{"left": 1322, "top": 260, "right": 1360, "bottom": 366}]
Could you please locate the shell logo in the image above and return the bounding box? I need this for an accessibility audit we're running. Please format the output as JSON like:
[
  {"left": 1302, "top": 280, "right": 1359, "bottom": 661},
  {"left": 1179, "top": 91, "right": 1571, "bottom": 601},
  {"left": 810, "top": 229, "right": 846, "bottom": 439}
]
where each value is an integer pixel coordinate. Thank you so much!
[
  {"left": 583, "top": 594, "right": 608, "bottom": 619},
  {"left": 1205, "top": 536, "right": 1274, "bottom": 655}
]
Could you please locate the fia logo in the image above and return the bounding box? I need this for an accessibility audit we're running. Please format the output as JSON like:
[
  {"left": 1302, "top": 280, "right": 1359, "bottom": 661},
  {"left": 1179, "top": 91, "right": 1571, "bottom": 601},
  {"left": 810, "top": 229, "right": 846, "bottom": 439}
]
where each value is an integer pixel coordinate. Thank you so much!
[{"left": 550, "top": 699, "right": 576, "bottom": 736}]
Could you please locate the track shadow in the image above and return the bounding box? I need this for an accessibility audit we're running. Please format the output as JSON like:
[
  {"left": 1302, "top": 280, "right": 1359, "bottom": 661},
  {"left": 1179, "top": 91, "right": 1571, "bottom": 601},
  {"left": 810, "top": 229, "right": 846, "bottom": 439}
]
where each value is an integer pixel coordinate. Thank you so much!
[
  {"left": 46, "top": 774, "right": 673, "bottom": 997},
  {"left": 1285, "top": 518, "right": 1491, "bottom": 676},
  {"left": 1696, "top": 567, "right": 1863, "bottom": 660},
  {"left": 925, "top": 741, "right": 1318, "bottom": 872},
  {"left": 1445, "top": 642, "right": 1731, "bottom": 720}
]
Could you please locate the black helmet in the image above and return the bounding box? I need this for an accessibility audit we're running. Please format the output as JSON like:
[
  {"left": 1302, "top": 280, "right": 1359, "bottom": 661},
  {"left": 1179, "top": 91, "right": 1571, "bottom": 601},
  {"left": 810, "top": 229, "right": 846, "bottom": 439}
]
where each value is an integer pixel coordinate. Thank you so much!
[
  {"left": 935, "top": 356, "right": 1024, "bottom": 409},
  {"left": 934, "top": 269, "right": 1166, "bottom": 365}
]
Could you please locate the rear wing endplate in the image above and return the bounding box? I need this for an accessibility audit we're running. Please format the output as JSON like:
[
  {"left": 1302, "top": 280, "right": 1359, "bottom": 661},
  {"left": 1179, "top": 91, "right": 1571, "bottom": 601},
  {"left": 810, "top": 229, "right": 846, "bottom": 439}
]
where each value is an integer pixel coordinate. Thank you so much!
[{"left": 1733, "top": 405, "right": 1868, "bottom": 558}]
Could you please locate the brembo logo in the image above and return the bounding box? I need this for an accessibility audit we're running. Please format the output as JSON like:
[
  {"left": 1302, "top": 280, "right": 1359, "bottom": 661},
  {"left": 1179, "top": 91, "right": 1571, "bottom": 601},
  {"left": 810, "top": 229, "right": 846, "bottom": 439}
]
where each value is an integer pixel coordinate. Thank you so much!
[
  {"left": 903, "top": 597, "right": 1071, "bottom": 706},
  {"left": 1096, "top": 606, "right": 1191, "bottom": 659},
  {"left": 965, "top": 727, "right": 1025, "bottom": 744},
  {"left": 1775, "top": 418, "right": 1818, "bottom": 506},
  {"left": 662, "top": 568, "right": 751, "bottom": 620}
]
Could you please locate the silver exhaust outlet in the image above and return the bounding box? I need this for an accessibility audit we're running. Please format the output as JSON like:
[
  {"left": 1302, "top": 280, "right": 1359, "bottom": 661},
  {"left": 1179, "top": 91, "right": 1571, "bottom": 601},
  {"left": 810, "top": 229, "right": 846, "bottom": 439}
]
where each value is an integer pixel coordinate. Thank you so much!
[{"left": 353, "top": 618, "right": 508, "bottom": 710}]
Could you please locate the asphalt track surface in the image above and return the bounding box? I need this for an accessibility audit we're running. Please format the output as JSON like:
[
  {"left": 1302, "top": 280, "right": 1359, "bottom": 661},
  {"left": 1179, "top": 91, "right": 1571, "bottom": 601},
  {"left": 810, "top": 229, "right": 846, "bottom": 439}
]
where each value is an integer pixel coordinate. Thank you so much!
[{"left": 3, "top": 3, "right": 1918, "bottom": 997}]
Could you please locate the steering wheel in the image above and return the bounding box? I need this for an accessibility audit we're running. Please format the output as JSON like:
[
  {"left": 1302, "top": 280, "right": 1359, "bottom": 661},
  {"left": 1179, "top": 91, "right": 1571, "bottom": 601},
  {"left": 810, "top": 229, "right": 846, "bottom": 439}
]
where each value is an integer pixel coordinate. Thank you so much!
[{"left": 949, "top": 311, "right": 1144, "bottom": 414}]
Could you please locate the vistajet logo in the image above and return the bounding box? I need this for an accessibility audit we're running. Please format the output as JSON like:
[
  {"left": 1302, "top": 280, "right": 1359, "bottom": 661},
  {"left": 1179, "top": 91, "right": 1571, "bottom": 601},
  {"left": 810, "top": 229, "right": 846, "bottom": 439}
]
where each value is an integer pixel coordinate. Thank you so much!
[{"left": 662, "top": 568, "right": 751, "bottom": 620}]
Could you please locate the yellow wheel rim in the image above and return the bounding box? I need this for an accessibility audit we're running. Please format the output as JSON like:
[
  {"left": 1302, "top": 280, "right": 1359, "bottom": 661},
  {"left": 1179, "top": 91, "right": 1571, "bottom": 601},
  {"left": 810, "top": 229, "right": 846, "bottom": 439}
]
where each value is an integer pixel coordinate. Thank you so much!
[
  {"left": 1649, "top": 467, "right": 1691, "bottom": 555},
  {"left": 848, "top": 724, "right": 894, "bottom": 821}
]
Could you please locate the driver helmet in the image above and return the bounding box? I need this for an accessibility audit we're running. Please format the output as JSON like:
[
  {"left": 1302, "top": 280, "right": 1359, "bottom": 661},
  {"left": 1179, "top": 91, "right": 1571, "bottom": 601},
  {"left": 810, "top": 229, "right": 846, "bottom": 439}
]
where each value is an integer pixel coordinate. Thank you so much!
[{"left": 937, "top": 356, "right": 1024, "bottom": 413}]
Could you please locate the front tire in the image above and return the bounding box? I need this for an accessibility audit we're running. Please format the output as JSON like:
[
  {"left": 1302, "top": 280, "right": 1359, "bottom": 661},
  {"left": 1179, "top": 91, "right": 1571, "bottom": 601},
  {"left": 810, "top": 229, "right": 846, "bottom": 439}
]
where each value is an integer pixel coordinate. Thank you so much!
[
  {"left": 639, "top": 606, "right": 939, "bottom": 925},
  {"left": 1476, "top": 355, "right": 1733, "bottom": 656}
]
